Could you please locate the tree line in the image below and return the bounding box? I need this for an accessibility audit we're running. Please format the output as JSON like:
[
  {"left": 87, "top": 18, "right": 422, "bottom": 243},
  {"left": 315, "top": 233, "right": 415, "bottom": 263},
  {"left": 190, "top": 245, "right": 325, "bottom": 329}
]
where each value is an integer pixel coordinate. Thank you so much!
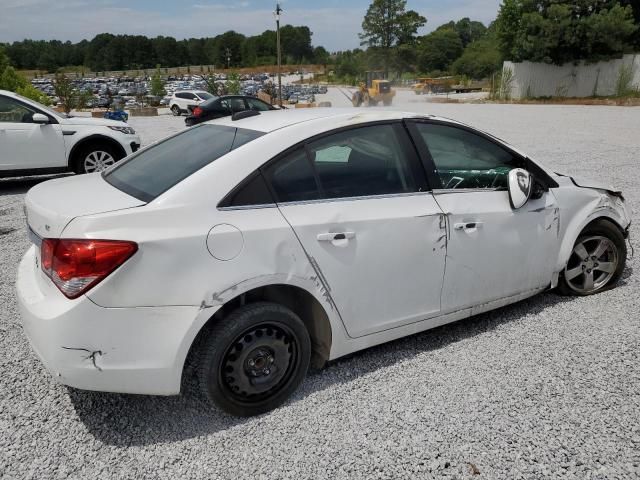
[
  {"left": 1, "top": 26, "right": 329, "bottom": 73},
  {"left": 334, "top": 0, "right": 640, "bottom": 82},
  {"left": 2, "top": 0, "right": 640, "bottom": 84}
]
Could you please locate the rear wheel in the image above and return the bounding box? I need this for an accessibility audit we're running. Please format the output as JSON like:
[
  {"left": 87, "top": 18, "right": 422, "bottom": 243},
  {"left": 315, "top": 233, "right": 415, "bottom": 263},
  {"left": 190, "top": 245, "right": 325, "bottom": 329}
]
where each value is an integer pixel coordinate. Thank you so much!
[
  {"left": 171, "top": 105, "right": 181, "bottom": 116},
  {"left": 557, "top": 219, "right": 626, "bottom": 295},
  {"left": 73, "top": 142, "right": 122, "bottom": 174},
  {"left": 197, "top": 302, "right": 311, "bottom": 416}
]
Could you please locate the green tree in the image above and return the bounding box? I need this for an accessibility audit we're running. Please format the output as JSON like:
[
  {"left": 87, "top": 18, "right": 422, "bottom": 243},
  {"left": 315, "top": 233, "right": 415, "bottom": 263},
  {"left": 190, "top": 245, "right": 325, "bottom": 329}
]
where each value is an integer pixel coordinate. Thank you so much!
[
  {"left": 417, "top": 28, "right": 463, "bottom": 73},
  {"left": 452, "top": 34, "right": 503, "bottom": 79},
  {"left": 150, "top": 67, "right": 166, "bottom": 98},
  {"left": 53, "top": 73, "right": 78, "bottom": 114},
  {"left": 359, "top": 0, "right": 426, "bottom": 74},
  {"left": 496, "top": 0, "right": 637, "bottom": 64},
  {"left": 0, "top": 46, "right": 50, "bottom": 104},
  {"left": 225, "top": 72, "right": 241, "bottom": 95}
]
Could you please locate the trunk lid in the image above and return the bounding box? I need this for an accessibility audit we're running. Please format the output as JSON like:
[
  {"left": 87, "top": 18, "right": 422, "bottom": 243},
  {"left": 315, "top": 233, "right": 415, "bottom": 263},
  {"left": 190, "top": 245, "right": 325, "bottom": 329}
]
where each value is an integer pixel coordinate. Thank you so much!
[{"left": 25, "top": 173, "right": 145, "bottom": 238}]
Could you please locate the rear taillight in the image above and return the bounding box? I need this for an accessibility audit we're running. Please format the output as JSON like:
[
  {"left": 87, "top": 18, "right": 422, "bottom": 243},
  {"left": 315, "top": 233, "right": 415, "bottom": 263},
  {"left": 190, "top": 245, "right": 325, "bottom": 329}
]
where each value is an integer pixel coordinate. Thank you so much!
[
  {"left": 193, "top": 106, "right": 203, "bottom": 117},
  {"left": 41, "top": 239, "right": 137, "bottom": 299}
]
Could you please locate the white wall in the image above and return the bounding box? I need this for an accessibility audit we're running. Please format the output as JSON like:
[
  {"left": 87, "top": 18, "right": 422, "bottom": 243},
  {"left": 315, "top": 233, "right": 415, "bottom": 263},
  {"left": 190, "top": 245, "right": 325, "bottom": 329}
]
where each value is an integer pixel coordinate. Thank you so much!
[{"left": 503, "top": 54, "right": 640, "bottom": 99}]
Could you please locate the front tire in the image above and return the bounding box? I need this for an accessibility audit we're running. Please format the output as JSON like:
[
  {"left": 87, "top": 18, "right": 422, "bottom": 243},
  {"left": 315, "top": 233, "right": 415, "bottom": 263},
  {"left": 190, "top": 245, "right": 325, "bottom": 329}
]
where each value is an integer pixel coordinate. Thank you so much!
[
  {"left": 557, "top": 219, "right": 626, "bottom": 296},
  {"left": 197, "top": 302, "right": 311, "bottom": 416},
  {"left": 73, "top": 142, "right": 122, "bottom": 174}
]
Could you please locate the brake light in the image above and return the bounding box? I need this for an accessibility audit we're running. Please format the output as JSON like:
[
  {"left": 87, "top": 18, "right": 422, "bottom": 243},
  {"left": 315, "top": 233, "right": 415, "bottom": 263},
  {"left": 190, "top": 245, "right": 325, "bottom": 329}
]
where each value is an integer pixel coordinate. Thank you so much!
[
  {"left": 41, "top": 239, "right": 137, "bottom": 299},
  {"left": 193, "top": 106, "right": 203, "bottom": 117}
]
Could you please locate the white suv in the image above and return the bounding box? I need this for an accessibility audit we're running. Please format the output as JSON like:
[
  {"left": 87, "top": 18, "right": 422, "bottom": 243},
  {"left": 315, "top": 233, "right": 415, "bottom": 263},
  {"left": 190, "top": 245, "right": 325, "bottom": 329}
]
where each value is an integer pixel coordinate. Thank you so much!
[
  {"left": 0, "top": 90, "right": 141, "bottom": 177},
  {"left": 169, "top": 90, "right": 213, "bottom": 116}
]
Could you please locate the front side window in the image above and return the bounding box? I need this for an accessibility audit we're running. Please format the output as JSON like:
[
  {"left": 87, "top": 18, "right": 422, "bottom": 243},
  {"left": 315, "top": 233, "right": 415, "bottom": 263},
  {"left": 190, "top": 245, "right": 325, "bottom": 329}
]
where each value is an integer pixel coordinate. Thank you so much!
[
  {"left": 0, "top": 96, "right": 36, "bottom": 123},
  {"left": 104, "top": 124, "right": 263, "bottom": 202},
  {"left": 414, "top": 123, "right": 518, "bottom": 189}
]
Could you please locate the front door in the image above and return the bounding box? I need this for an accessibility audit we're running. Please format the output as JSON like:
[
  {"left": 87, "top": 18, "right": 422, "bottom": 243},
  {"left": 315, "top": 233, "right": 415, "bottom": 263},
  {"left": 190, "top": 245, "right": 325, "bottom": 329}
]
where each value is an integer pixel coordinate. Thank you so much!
[
  {"left": 0, "top": 95, "right": 66, "bottom": 171},
  {"left": 263, "top": 123, "right": 447, "bottom": 338},
  {"left": 407, "top": 120, "right": 559, "bottom": 312}
]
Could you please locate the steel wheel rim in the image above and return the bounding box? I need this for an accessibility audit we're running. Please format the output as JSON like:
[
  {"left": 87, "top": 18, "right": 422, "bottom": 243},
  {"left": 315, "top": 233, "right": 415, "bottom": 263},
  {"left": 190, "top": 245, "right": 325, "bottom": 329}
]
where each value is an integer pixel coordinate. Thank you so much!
[
  {"left": 565, "top": 235, "right": 618, "bottom": 294},
  {"left": 83, "top": 150, "right": 115, "bottom": 173},
  {"left": 219, "top": 323, "right": 298, "bottom": 404}
]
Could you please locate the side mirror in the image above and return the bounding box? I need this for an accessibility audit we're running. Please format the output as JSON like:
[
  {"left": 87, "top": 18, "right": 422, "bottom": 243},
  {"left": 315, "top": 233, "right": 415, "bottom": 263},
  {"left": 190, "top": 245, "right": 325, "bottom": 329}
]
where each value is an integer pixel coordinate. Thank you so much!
[
  {"left": 32, "top": 113, "right": 49, "bottom": 124},
  {"left": 508, "top": 168, "right": 532, "bottom": 209}
]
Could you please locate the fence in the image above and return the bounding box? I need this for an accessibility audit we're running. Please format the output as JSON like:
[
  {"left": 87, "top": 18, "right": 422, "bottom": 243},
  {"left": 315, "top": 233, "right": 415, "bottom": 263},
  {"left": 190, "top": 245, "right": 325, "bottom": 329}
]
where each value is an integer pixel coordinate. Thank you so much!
[{"left": 503, "top": 54, "right": 640, "bottom": 99}]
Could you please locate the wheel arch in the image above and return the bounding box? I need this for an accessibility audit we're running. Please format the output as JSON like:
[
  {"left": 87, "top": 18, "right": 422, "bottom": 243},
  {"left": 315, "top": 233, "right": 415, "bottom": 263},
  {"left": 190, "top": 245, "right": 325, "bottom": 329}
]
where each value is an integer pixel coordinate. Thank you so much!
[
  {"left": 180, "top": 282, "right": 335, "bottom": 392},
  {"left": 556, "top": 210, "right": 628, "bottom": 273},
  {"left": 68, "top": 134, "right": 126, "bottom": 169}
]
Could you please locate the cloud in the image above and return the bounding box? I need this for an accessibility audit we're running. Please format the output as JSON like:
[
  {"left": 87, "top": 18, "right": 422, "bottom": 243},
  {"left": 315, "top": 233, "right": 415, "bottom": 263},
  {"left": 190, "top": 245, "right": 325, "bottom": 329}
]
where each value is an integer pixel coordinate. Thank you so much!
[{"left": 0, "top": 0, "right": 501, "bottom": 51}]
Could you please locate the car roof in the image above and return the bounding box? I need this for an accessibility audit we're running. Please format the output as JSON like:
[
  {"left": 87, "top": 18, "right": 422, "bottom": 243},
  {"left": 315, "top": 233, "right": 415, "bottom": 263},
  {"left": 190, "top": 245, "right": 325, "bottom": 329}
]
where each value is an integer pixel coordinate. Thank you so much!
[{"left": 208, "top": 108, "right": 448, "bottom": 133}]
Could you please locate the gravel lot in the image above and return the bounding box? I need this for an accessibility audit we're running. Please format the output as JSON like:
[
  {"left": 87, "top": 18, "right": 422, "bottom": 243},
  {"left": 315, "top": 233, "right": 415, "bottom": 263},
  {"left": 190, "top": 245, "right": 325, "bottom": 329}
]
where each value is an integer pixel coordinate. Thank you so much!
[{"left": 1, "top": 94, "right": 639, "bottom": 479}]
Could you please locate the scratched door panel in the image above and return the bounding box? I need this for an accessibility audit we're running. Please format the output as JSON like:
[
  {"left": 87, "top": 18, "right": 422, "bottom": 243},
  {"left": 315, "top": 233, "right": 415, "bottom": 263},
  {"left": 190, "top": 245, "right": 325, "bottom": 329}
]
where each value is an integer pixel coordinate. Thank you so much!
[
  {"left": 434, "top": 189, "right": 559, "bottom": 312},
  {"left": 278, "top": 193, "right": 446, "bottom": 338}
]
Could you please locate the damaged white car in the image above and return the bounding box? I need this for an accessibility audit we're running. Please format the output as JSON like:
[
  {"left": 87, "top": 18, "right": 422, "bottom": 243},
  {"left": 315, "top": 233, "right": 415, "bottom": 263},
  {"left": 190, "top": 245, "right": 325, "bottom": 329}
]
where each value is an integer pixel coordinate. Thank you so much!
[{"left": 17, "top": 109, "right": 631, "bottom": 416}]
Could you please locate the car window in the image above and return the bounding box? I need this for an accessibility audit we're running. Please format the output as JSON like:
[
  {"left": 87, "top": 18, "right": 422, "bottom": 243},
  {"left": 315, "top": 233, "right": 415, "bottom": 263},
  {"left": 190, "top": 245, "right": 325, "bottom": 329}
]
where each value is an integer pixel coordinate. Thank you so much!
[
  {"left": 247, "top": 98, "right": 272, "bottom": 111},
  {"left": 104, "top": 124, "right": 264, "bottom": 202},
  {"left": 307, "top": 124, "right": 418, "bottom": 199},
  {"left": 414, "top": 123, "right": 516, "bottom": 189},
  {"left": 197, "top": 92, "right": 214, "bottom": 100},
  {"left": 224, "top": 98, "right": 247, "bottom": 112},
  {"left": 223, "top": 172, "right": 274, "bottom": 207},
  {"left": 263, "top": 149, "right": 320, "bottom": 203},
  {"left": 0, "top": 96, "right": 36, "bottom": 123}
]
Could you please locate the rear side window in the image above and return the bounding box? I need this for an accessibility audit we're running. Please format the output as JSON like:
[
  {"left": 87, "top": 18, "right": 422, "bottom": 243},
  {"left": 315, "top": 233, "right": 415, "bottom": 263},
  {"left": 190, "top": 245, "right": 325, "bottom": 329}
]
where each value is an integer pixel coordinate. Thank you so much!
[
  {"left": 104, "top": 125, "right": 263, "bottom": 201},
  {"left": 306, "top": 124, "right": 418, "bottom": 199},
  {"left": 263, "top": 149, "right": 320, "bottom": 203}
]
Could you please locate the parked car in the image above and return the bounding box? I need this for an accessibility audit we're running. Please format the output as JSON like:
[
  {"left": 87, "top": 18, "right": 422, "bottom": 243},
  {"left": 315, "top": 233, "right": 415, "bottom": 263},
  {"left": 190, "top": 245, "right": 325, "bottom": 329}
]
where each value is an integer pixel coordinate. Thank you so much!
[
  {"left": 17, "top": 110, "right": 630, "bottom": 417},
  {"left": 185, "top": 95, "right": 276, "bottom": 126},
  {"left": 169, "top": 90, "right": 214, "bottom": 116},
  {"left": 0, "top": 89, "right": 141, "bottom": 177}
]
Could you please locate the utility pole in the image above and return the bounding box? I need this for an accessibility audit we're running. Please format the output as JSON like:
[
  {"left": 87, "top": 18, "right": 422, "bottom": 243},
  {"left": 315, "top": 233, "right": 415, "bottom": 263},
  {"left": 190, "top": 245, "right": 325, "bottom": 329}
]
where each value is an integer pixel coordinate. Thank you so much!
[
  {"left": 275, "top": 2, "right": 283, "bottom": 107},
  {"left": 226, "top": 48, "right": 231, "bottom": 69}
]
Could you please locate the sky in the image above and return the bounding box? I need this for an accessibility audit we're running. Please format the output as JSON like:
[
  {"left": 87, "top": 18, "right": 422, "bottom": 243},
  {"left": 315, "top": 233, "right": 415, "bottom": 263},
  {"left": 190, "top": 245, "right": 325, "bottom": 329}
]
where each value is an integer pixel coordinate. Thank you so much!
[{"left": 0, "top": 0, "right": 502, "bottom": 51}]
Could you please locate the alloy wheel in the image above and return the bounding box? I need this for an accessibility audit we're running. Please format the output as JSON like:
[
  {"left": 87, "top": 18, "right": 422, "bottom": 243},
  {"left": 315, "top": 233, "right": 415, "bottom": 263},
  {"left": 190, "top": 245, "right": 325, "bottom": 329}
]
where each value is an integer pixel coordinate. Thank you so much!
[
  {"left": 564, "top": 235, "right": 619, "bottom": 294},
  {"left": 83, "top": 150, "right": 116, "bottom": 173}
]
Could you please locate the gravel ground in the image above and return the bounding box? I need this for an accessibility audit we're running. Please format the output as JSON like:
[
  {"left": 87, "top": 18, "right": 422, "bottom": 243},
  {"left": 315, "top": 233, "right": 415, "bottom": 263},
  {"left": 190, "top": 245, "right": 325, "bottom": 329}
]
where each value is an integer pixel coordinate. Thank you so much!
[{"left": 1, "top": 95, "right": 639, "bottom": 479}]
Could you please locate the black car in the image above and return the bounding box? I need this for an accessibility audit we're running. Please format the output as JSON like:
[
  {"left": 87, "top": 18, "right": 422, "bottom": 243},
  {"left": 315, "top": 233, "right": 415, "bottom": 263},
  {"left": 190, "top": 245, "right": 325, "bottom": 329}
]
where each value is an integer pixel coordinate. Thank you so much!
[{"left": 185, "top": 95, "right": 277, "bottom": 126}]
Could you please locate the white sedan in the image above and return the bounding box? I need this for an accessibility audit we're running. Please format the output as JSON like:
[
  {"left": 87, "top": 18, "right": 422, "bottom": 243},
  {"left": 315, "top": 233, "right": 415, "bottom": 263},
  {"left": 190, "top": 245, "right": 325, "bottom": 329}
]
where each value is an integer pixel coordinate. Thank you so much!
[
  {"left": 17, "top": 109, "right": 630, "bottom": 416},
  {"left": 0, "top": 89, "right": 141, "bottom": 177}
]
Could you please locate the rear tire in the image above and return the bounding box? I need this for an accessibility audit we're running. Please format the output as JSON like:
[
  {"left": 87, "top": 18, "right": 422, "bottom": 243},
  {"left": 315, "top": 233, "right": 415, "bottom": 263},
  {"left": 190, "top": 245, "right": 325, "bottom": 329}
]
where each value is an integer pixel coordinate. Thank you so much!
[
  {"left": 171, "top": 105, "right": 181, "bottom": 116},
  {"left": 73, "top": 142, "right": 123, "bottom": 174},
  {"left": 557, "top": 219, "right": 626, "bottom": 296},
  {"left": 197, "top": 302, "right": 311, "bottom": 416}
]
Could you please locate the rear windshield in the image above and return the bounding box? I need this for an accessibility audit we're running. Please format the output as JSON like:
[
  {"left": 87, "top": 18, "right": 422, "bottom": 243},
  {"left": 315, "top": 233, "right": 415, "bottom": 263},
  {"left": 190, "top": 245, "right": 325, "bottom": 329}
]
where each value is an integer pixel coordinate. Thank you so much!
[{"left": 104, "top": 124, "right": 263, "bottom": 202}]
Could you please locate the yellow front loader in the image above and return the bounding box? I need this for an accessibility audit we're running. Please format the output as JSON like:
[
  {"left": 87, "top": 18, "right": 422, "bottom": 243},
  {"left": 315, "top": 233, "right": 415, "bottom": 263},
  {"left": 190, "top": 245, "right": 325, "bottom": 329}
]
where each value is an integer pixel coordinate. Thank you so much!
[{"left": 351, "top": 71, "right": 396, "bottom": 107}]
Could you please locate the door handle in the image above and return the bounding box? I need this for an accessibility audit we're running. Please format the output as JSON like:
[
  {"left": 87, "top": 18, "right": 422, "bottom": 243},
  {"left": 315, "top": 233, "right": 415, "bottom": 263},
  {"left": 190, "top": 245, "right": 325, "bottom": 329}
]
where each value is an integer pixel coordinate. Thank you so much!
[
  {"left": 317, "top": 231, "right": 355, "bottom": 242},
  {"left": 454, "top": 222, "right": 483, "bottom": 231}
]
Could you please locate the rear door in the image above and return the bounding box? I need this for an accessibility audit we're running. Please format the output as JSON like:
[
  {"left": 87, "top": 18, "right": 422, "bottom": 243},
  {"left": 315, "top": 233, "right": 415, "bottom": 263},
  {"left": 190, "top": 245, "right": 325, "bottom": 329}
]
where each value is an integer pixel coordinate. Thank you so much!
[
  {"left": 264, "top": 122, "right": 447, "bottom": 338},
  {"left": 0, "top": 94, "right": 66, "bottom": 171}
]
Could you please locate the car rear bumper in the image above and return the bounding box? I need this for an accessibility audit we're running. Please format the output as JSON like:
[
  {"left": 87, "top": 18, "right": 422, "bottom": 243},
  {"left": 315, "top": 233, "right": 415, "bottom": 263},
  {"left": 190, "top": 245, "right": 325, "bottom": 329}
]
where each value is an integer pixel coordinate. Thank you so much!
[{"left": 16, "top": 246, "right": 208, "bottom": 396}]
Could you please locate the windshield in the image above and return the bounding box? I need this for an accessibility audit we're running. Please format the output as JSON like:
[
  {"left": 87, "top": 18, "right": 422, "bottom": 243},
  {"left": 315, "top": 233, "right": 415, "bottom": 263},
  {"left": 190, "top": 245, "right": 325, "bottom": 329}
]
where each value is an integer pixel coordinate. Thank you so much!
[
  {"left": 197, "top": 91, "right": 214, "bottom": 100},
  {"left": 104, "top": 124, "right": 264, "bottom": 202}
]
